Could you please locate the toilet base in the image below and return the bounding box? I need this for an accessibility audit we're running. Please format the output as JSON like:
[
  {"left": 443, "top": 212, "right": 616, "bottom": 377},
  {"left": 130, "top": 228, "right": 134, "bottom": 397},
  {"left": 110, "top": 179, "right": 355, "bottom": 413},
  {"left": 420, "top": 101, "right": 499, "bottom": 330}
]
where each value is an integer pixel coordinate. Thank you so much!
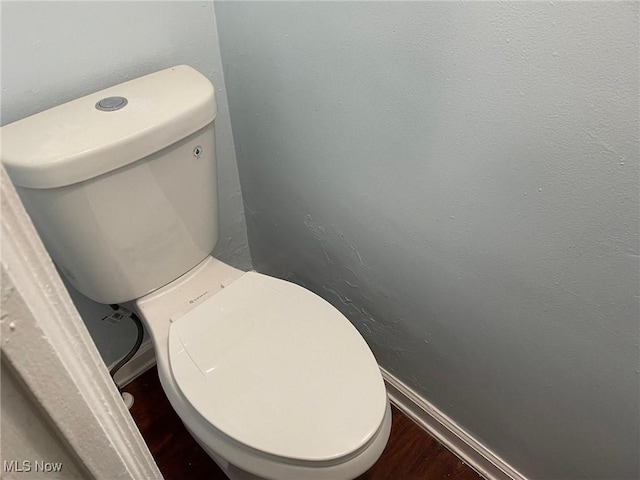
[{"left": 190, "top": 434, "right": 267, "bottom": 480}]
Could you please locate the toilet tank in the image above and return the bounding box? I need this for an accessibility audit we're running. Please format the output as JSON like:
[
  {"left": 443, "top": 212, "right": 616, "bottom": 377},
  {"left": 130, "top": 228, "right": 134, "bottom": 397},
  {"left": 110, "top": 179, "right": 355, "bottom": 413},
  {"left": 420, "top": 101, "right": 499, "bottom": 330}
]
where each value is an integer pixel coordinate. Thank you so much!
[{"left": 1, "top": 66, "right": 220, "bottom": 304}]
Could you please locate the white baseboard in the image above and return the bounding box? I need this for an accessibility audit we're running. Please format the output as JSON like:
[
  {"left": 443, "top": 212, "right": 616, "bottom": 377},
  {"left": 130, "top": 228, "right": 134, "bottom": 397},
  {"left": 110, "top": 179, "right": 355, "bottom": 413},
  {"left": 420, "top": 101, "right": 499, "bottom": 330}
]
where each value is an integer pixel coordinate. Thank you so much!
[
  {"left": 112, "top": 340, "right": 157, "bottom": 388},
  {"left": 380, "top": 368, "right": 527, "bottom": 480}
]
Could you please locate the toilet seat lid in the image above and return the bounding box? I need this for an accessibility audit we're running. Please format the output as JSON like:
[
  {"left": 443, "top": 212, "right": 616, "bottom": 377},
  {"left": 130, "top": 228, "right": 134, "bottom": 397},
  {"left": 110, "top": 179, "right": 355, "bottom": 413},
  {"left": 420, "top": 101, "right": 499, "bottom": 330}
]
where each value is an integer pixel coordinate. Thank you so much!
[{"left": 168, "top": 271, "right": 387, "bottom": 463}]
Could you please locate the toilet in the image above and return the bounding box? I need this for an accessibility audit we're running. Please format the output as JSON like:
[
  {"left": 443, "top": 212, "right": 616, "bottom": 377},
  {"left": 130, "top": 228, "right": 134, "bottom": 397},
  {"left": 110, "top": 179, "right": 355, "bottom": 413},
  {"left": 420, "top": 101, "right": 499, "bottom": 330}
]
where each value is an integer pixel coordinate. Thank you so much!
[{"left": 1, "top": 65, "right": 391, "bottom": 480}]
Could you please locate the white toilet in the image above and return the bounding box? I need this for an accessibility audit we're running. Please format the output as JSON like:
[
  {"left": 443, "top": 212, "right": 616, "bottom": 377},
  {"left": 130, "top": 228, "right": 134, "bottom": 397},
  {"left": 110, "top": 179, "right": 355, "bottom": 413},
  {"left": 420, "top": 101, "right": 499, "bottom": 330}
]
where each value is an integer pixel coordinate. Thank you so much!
[{"left": 1, "top": 65, "right": 391, "bottom": 480}]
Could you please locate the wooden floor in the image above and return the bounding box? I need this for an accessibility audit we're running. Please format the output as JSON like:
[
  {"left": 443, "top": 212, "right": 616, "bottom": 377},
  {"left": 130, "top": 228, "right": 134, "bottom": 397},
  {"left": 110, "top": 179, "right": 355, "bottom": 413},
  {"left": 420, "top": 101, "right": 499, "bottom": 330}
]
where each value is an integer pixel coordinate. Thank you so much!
[{"left": 127, "top": 367, "right": 481, "bottom": 480}]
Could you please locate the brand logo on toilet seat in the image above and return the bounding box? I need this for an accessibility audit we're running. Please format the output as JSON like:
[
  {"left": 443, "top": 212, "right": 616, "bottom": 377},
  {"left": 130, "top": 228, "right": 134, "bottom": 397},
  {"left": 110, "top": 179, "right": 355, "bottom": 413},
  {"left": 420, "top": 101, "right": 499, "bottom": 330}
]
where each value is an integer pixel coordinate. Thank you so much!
[{"left": 189, "top": 291, "right": 209, "bottom": 304}]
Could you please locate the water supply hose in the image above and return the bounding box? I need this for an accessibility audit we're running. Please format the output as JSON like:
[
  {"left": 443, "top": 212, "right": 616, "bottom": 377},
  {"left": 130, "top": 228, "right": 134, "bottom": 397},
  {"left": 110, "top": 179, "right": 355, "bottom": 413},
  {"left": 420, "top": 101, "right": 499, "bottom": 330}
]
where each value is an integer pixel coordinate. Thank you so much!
[{"left": 108, "top": 304, "right": 144, "bottom": 386}]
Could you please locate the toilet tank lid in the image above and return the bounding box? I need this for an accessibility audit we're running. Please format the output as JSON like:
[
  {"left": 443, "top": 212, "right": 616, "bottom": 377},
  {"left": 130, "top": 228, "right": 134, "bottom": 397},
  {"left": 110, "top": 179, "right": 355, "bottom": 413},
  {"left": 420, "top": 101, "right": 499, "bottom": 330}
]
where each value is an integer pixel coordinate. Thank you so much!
[{"left": 0, "top": 65, "right": 217, "bottom": 189}]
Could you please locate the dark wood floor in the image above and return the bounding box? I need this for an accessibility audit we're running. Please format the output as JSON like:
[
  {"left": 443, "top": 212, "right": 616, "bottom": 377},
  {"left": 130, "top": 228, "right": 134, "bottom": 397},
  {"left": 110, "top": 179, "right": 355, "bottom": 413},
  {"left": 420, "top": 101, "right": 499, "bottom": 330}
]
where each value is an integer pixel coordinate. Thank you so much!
[{"left": 127, "top": 367, "right": 481, "bottom": 480}]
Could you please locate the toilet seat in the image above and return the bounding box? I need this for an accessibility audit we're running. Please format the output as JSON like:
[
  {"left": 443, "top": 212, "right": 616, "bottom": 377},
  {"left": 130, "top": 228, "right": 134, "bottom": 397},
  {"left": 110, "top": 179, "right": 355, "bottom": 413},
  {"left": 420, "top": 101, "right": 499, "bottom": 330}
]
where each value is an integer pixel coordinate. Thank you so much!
[{"left": 167, "top": 271, "right": 388, "bottom": 465}]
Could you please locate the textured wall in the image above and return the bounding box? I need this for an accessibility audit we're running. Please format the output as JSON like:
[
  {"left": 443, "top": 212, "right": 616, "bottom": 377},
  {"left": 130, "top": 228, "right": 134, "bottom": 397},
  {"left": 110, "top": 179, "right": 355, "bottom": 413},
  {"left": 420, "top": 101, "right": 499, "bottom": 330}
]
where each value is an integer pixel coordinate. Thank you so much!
[
  {"left": 215, "top": 2, "right": 639, "bottom": 478},
  {"left": 1, "top": 1, "right": 251, "bottom": 365}
]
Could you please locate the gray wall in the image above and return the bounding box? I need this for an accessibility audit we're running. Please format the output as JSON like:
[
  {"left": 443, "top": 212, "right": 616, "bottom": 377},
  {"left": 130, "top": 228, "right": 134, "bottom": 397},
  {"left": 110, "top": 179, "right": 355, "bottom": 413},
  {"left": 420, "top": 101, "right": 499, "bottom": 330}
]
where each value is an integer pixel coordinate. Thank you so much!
[
  {"left": 215, "top": 2, "right": 639, "bottom": 479},
  {"left": 1, "top": 1, "right": 251, "bottom": 365}
]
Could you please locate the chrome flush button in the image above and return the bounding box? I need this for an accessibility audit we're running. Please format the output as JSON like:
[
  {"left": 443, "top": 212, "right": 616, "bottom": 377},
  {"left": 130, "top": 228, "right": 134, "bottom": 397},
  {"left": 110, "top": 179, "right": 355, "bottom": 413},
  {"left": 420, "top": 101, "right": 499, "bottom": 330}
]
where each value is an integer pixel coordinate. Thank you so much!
[{"left": 95, "top": 96, "right": 128, "bottom": 111}]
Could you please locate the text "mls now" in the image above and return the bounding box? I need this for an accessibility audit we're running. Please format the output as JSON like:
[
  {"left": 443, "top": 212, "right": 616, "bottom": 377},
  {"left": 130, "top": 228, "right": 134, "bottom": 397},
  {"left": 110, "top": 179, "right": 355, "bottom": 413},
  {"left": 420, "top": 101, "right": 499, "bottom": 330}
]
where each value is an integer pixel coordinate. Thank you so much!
[{"left": 3, "top": 460, "right": 63, "bottom": 473}]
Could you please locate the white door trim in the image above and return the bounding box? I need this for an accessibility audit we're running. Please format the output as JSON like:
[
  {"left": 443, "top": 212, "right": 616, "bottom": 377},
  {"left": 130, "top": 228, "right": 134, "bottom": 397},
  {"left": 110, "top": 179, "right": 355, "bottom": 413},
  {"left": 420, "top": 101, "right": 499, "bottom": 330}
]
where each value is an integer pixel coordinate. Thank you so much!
[{"left": 1, "top": 166, "right": 163, "bottom": 480}]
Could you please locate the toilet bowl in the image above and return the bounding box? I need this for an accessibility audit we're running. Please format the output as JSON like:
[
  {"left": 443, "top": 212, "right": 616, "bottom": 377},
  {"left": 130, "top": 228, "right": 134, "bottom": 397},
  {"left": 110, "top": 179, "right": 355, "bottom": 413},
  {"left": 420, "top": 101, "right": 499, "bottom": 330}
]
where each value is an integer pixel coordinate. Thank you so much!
[
  {"left": 136, "top": 256, "right": 391, "bottom": 480},
  {"left": 0, "top": 65, "right": 392, "bottom": 479}
]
